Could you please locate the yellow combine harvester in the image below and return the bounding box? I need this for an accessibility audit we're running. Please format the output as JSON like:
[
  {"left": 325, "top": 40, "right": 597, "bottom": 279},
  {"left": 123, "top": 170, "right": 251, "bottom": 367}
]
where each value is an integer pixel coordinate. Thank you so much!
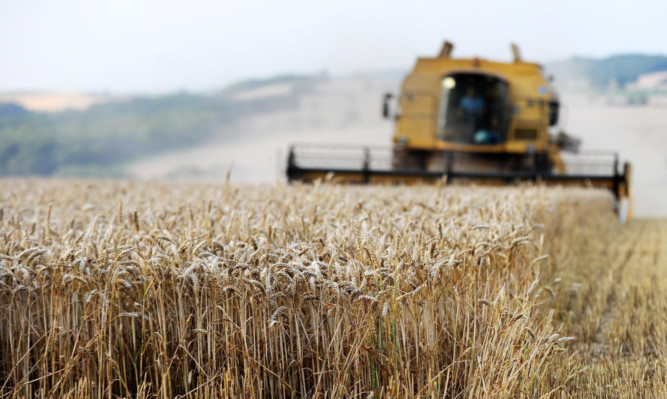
[{"left": 287, "top": 42, "right": 632, "bottom": 220}]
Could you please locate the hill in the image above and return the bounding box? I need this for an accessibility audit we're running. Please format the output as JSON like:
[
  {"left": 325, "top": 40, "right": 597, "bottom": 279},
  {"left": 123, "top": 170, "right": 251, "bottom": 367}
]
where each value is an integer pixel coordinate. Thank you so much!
[{"left": 0, "top": 75, "right": 325, "bottom": 177}]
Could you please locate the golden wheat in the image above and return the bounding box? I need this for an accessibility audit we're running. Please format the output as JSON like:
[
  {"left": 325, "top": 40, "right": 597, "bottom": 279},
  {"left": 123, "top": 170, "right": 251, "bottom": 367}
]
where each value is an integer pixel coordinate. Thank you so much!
[{"left": 0, "top": 179, "right": 641, "bottom": 398}]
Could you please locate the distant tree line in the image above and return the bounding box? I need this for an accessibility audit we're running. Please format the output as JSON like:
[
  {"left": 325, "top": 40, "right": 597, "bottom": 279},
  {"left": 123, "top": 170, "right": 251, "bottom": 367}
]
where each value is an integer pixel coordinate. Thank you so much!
[{"left": 587, "top": 55, "right": 667, "bottom": 88}]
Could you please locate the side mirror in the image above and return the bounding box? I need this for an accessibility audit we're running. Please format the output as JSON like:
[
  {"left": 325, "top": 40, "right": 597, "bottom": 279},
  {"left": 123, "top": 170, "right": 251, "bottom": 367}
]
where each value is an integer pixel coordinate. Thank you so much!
[
  {"left": 382, "top": 93, "right": 393, "bottom": 119},
  {"left": 548, "top": 100, "right": 560, "bottom": 126}
]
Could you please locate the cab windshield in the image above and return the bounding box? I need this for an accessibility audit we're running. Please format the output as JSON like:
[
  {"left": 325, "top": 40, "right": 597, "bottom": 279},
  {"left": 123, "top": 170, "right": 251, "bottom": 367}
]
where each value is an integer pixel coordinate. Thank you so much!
[{"left": 437, "top": 73, "right": 510, "bottom": 145}]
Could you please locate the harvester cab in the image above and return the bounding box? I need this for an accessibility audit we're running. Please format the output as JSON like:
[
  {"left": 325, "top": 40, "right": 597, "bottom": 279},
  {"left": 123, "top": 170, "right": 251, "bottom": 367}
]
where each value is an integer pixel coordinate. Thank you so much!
[{"left": 287, "top": 41, "right": 632, "bottom": 221}]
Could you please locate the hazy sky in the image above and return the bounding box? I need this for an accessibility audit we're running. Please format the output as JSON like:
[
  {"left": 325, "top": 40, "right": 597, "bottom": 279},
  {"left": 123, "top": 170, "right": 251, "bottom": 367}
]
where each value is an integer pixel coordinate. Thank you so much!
[{"left": 2, "top": 0, "right": 666, "bottom": 93}]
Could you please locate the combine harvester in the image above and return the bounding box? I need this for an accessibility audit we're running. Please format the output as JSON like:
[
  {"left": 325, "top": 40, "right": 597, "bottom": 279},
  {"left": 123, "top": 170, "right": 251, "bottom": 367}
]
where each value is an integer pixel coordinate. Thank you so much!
[{"left": 286, "top": 42, "right": 632, "bottom": 220}]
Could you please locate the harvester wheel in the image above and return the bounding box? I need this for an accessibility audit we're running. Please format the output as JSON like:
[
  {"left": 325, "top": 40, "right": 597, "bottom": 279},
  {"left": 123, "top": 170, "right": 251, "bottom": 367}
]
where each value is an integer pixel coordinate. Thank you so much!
[
  {"left": 534, "top": 153, "right": 554, "bottom": 174},
  {"left": 391, "top": 148, "right": 427, "bottom": 170}
]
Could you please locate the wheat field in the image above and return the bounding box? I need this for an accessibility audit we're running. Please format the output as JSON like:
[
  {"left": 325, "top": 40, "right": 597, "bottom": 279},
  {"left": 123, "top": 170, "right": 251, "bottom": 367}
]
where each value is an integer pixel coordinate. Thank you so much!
[{"left": 0, "top": 179, "right": 664, "bottom": 398}]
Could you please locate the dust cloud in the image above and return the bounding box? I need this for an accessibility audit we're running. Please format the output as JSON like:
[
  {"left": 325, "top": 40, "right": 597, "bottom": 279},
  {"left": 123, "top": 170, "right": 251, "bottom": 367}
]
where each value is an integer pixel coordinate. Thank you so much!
[
  {"left": 127, "top": 74, "right": 395, "bottom": 182},
  {"left": 562, "top": 92, "right": 667, "bottom": 217}
]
